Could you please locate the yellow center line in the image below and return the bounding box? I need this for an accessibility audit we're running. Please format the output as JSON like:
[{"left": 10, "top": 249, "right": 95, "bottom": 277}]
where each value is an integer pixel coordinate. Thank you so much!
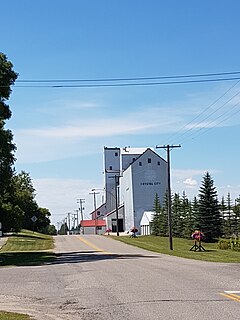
[
  {"left": 77, "top": 236, "right": 110, "bottom": 254},
  {"left": 229, "top": 293, "right": 240, "bottom": 301},
  {"left": 220, "top": 293, "right": 240, "bottom": 302}
]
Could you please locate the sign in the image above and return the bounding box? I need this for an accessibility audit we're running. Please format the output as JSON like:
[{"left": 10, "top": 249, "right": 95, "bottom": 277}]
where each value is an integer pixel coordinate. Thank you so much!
[
  {"left": 31, "top": 216, "right": 38, "bottom": 223},
  {"left": 140, "top": 182, "right": 161, "bottom": 186}
]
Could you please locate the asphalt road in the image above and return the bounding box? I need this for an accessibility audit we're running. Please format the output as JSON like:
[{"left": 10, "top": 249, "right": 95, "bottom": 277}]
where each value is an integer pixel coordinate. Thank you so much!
[{"left": 0, "top": 235, "right": 239, "bottom": 320}]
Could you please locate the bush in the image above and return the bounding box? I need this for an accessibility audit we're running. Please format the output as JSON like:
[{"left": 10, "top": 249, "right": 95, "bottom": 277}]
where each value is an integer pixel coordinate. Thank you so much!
[
  {"left": 217, "top": 238, "right": 240, "bottom": 251},
  {"left": 217, "top": 239, "right": 230, "bottom": 250}
]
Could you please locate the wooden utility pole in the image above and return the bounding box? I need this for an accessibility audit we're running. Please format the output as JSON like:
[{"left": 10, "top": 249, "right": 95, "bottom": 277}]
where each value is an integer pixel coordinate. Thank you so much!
[
  {"left": 156, "top": 144, "right": 181, "bottom": 250},
  {"left": 77, "top": 198, "right": 85, "bottom": 234},
  {"left": 115, "top": 175, "right": 120, "bottom": 236},
  {"left": 89, "top": 191, "right": 99, "bottom": 234}
]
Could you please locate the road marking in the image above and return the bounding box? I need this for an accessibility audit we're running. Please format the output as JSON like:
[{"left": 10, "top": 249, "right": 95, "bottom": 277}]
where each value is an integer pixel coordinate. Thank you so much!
[
  {"left": 77, "top": 236, "right": 110, "bottom": 254},
  {"left": 220, "top": 291, "right": 240, "bottom": 302}
]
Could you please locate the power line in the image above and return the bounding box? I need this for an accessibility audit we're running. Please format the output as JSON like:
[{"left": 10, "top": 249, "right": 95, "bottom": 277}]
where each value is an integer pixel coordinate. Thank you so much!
[
  {"left": 8, "top": 76, "right": 240, "bottom": 88},
  {"left": 174, "top": 88, "right": 240, "bottom": 143},
  {"left": 166, "top": 80, "right": 240, "bottom": 144},
  {"left": 181, "top": 101, "right": 240, "bottom": 143},
  {"left": 16, "top": 70, "right": 240, "bottom": 83}
]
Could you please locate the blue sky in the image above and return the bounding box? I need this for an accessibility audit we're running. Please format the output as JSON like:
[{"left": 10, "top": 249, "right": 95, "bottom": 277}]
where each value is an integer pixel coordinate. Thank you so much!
[{"left": 2, "top": 1, "right": 240, "bottom": 226}]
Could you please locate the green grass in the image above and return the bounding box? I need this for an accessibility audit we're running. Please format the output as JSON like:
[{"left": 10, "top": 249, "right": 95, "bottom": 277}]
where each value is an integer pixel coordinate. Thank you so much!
[
  {"left": 0, "top": 311, "right": 31, "bottom": 320},
  {"left": 112, "top": 235, "right": 240, "bottom": 263},
  {"left": 0, "top": 229, "right": 55, "bottom": 267}
]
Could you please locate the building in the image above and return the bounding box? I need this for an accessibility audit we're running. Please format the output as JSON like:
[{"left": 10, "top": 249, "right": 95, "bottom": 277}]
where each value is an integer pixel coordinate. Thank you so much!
[
  {"left": 119, "top": 148, "right": 167, "bottom": 232},
  {"left": 80, "top": 219, "right": 106, "bottom": 235},
  {"left": 88, "top": 146, "right": 167, "bottom": 234},
  {"left": 102, "top": 147, "right": 168, "bottom": 234},
  {"left": 140, "top": 211, "right": 155, "bottom": 235}
]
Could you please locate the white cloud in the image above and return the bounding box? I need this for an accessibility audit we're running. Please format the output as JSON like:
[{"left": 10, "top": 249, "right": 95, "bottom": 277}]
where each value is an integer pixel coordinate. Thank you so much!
[
  {"left": 14, "top": 106, "right": 184, "bottom": 163},
  {"left": 183, "top": 177, "right": 198, "bottom": 186},
  {"left": 33, "top": 178, "right": 104, "bottom": 226}
]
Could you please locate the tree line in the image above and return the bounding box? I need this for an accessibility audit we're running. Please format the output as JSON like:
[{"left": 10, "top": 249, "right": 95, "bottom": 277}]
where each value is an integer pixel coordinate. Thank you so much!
[
  {"left": 0, "top": 52, "right": 56, "bottom": 234},
  {"left": 152, "top": 172, "right": 240, "bottom": 242}
]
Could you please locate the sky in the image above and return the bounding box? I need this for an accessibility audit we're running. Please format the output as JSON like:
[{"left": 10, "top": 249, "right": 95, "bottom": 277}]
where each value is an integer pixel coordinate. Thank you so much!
[{"left": 1, "top": 0, "right": 240, "bottom": 227}]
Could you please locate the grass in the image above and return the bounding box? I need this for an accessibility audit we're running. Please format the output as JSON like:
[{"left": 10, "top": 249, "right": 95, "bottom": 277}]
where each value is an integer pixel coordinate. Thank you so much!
[
  {"left": 0, "top": 229, "right": 55, "bottom": 267},
  {"left": 112, "top": 235, "right": 240, "bottom": 263},
  {"left": 0, "top": 311, "right": 31, "bottom": 320}
]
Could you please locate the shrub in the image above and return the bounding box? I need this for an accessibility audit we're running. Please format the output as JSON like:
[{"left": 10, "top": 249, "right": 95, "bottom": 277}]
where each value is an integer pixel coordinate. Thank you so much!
[
  {"left": 217, "top": 239, "right": 230, "bottom": 250},
  {"left": 217, "top": 238, "right": 240, "bottom": 251}
]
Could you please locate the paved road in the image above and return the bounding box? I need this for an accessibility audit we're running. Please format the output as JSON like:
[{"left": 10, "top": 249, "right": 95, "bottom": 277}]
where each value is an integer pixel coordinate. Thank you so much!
[{"left": 0, "top": 235, "right": 239, "bottom": 319}]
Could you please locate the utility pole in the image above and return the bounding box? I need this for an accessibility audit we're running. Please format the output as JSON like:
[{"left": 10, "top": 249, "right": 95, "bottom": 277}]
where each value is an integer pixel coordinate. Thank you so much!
[
  {"left": 73, "top": 211, "right": 78, "bottom": 231},
  {"left": 115, "top": 175, "right": 120, "bottom": 236},
  {"left": 77, "top": 198, "right": 85, "bottom": 234},
  {"left": 77, "top": 198, "right": 85, "bottom": 222},
  {"left": 89, "top": 191, "right": 99, "bottom": 235},
  {"left": 156, "top": 144, "right": 181, "bottom": 250},
  {"left": 67, "top": 212, "right": 71, "bottom": 234},
  {"left": 106, "top": 171, "right": 121, "bottom": 236}
]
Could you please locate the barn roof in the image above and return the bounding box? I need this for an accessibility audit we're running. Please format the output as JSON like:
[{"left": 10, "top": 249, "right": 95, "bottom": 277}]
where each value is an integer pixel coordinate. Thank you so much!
[{"left": 80, "top": 220, "right": 106, "bottom": 227}]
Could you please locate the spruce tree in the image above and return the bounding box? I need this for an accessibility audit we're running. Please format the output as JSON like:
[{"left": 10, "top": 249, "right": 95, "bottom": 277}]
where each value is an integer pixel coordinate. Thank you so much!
[
  {"left": 172, "top": 193, "right": 183, "bottom": 237},
  {"left": 181, "top": 192, "right": 194, "bottom": 238},
  {"left": 225, "top": 193, "right": 234, "bottom": 237},
  {"left": 151, "top": 193, "right": 168, "bottom": 236},
  {"left": 151, "top": 193, "right": 161, "bottom": 235},
  {"left": 196, "top": 172, "right": 222, "bottom": 242},
  {"left": 233, "top": 195, "right": 240, "bottom": 236}
]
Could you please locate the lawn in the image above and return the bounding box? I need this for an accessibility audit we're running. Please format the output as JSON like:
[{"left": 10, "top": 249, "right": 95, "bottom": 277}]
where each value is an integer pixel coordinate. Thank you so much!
[
  {"left": 0, "top": 311, "right": 31, "bottom": 320},
  {"left": 0, "top": 229, "right": 55, "bottom": 267},
  {"left": 112, "top": 235, "right": 240, "bottom": 263}
]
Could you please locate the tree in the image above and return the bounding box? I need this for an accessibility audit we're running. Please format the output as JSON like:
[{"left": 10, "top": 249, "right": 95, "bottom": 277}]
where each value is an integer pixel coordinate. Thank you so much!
[
  {"left": 11, "top": 171, "right": 52, "bottom": 233},
  {"left": 172, "top": 193, "right": 183, "bottom": 237},
  {"left": 0, "top": 53, "right": 18, "bottom": 231},
  {"left": 46, "top": 224, "right": 57, "bottom": 235},
  {"left": 59, "top": 222, "right": 68, "bottom": 235},
  {"left": 181, "top": 192, "right": 194, "bottom": 238},
  {"left": 151, "top": 193, "right": 168, "bottom": 236},
  {"left": 191, "top": 196, "right": 199, "bottom": 230},
  {"left": 34, "top": 207, "right": 51, "bottom": 233},
  {"left": 11, "top": 171, "right": 38, "bottom": 230},
  {"left": 151, "top": 193, "right": 162, "bottom": 235},
  {"left": 0, "top": 54, "right": 52, "bottom": 234},
  {"left": 223, "top": 193, "right": 234, "bottom": 237},
  {"left": 0, "top": 52, "right": 18, "bottom": 121},
  {"left": 196, "top": 172, "right": 222, "bottom": 242},
  {"left": 233, "top": 195, "right": 240, "bottom": 236}
]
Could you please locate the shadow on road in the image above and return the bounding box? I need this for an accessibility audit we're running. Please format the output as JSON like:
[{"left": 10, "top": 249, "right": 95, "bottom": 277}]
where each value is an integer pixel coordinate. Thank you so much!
[
  {"left": 51, "top": 250, "right": 160, "bottom": 265},
  {"left": 0, "top": 250, "right": 160, "bottom": 267},
  {"left": 0, "top": 251, "right": 55, "bottom": 267}
]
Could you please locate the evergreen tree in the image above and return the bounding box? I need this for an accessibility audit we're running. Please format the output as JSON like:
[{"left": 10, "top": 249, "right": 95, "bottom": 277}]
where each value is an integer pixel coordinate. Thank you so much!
[
  {"left": 59, "top": 222, "right": 68, "bottom": 235},
  {"left": 220, "top": 196, "right": 227, "bottom": 236},
  {"left": 172, "top": 193, "right": 183, "bottom": 237},
  {"left": 225, "top": 193, "right": 234, "bottom": 237},
  {"left": 196, "top": 172, "right": 222, "bottom": 242},
  {"left": 191, "top": 196, "right": 199, "bottom": 229},
  {"left": 151, "top": 193, "right": 168, "bottom": 236},
  {"left": 233, "top": 195, "right": 240, "bottom": 236},
  {"left": 181, "top": 192, "right": 194, "bottom": 238},
  {"left": 151, "top": 193, "right": 161, "bottom": 235}
]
